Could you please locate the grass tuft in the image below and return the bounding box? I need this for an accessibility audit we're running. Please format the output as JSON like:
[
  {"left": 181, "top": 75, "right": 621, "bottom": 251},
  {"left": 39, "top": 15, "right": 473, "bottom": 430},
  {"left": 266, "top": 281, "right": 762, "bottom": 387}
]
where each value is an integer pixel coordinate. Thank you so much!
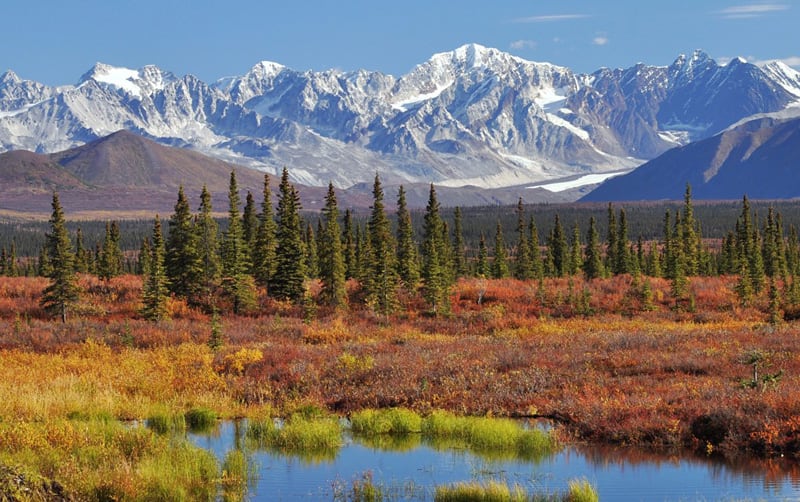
[
  {"left": 185, "top": 407, "right": 218, "bottom": 432},
  {"left": 350, "top": 408, "right": 422, "bottom": 435}
]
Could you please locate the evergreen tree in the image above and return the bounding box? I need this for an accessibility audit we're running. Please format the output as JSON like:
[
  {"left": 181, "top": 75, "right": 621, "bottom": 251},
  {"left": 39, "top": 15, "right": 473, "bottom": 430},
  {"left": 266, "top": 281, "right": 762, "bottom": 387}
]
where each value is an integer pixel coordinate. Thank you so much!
[
  {"left": 492, "top": 221, "right": 509, "bottom": 279},
  {"left": 242, "top": 190, "right": 258, "bottom": 259},
  {"left": 514, "top": 199, "right": 532, "bottom": 280},
  {"left": 606, "top": 203, "right": 618, "bottom": 274},
  {"left": 421, "top": 184, "right": 450, "bottom": 314},
  {"left": 355, "top": 224, "right": 371, "bottom": 284},
  {"left": 395, "top": 185, "right": 420, "bottom": 290},
  {"left": 477, "top": 232, "right": 489, "bottom": 277},
  {"left": 137, "top": 237, "right": 152, "bottom": 276},
  {"left": 303, "top": 221, "right": 319, "bottom": 278},
  {"left": 6, "top": 242, "right": 17, "bottom": 277},
  {"left": 38, "top": 245, "right": 52, "bottom": 277},
  {"left": 195, "top": 185, "right": 221, "bottom": 308},
  {"left": 74, "top": 228, "right": 89, "bottom": 273},
  {"left": 165, "top": 186, "right": 202, "bottom": 299},
  {"left": 663, "top": 210, "right": 675, "bottom": 279},
  {"left": 318, "top": 182, "right": 347, "bottom": 308},
  {"left": 140, "top": 216, "right": 170, "bottom": 321},
  {"left": 271, "top": 168, "right": 306, "bottom": 302},
  {"left": 548, "top": 214, "right": 568, "bottom": 277},
  {"left": 221, "top": 171, "right": 255, "bottom": 313},
  {"left": 787, "top": 225, "right": 800, "bottom": 277},
  {"left": 452, "top": 206, "right": 467, "bottom": 279},
  {"left": 528, "top": 216, "right": 543, "bottom": 280},
  {"left": 253, "top": 174, "right": 277, "bottom": 288},
  {"left": 583, "top": 216, "right": 603, "bottom": 280},
  {"left": 569, "top": 221, "right": 582, "bottom": 276},
  {"left": 614, "top": 208, "right": 630, "bottom": 275},
  {"left": 0, "top": 247, "right": 6, "bottom": 275},
  {"left": 98, "top": 221, "right": 123, "bottom": 281},
  {"left": 342, "top": 209, "right": 357, "bottom": 280},
  {"left": 681, "top": 184, "right": 701, "bottom": 276},
  {"left": 364, "top": 174, "right": 397, "bottom": 315},
  {"left": 40, "top": 192, "right": 79, "bottom": 322}
]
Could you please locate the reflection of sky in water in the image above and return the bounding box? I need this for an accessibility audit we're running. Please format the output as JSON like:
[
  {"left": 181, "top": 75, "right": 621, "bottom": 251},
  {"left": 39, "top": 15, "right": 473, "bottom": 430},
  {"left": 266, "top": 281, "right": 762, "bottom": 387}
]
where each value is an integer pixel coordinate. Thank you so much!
[{"left": 190, "top": 421, "right": 800, "bottom": 501}]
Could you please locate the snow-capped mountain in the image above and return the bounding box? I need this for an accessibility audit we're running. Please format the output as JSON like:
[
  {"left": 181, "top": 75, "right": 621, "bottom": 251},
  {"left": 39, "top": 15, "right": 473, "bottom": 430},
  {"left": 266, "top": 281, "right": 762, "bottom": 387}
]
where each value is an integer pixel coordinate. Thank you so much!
[{"left": 1, "top": 44, "right": 799, "bottom": 190}]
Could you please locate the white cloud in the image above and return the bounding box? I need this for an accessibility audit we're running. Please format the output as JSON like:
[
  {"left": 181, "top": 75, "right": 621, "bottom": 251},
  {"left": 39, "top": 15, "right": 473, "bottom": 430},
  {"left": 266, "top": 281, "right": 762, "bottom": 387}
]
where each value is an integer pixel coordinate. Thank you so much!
[
  {"left": 513, "top": 14, "right": 590, "bottom": 23},
  {"left": 716, "top": 3, "right": 789, "bottom": 18},
  {"left": 592, "top": 36, "right": 609, "bottom": 46},
  {"left": 510, "top": 40, "right": 537, "bottom": 50}
]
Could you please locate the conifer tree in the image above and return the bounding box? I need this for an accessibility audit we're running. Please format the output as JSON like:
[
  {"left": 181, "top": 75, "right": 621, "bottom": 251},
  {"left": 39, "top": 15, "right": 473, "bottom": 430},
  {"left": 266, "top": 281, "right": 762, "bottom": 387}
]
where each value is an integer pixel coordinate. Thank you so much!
[
  {"left": 9, "top": 242, "right": 18, "bottom": 277},
  {"left": 614, "top": 208, "right": 630, "bottom": 275},
  {"left": 364, "top": 174, "right": 397, "bottom": 315},
  {"left": 141, "top": 216, "right": 170, "bottom": 321},
  {"left": 166, "top": 186, "right": 202, "bottom": 299},
  {"left": 583, "top": 216, "right": 603, "bottom": 280},
  {"left": 271, "top": 168, "right": 306, "bottom": 302},
  {"left": 0, "top": 248, "right": 6, "bottom": 275},
  {"left": 242, "top": 190, "right": 258, "bottom": 259},
  {"left": 477, "top": 232, "right": 489, "bottom": 277},
  {"left": 342, "top": 209, "right": 357, "bottom": 280},
  {"left": 318, "top": 182, "right": 347, "bottom": 308},
  {"left": 74, "top": 228, "right": 89, "bottom": 274},
  {"left": 253, "top": 174, "right": 277, "bottom": 287},
  {"left": 606, "top": 203, "right": 618, "bottom": 274},
  {"left": 138, "top": 237, "right": 152, "bottom": 276},
  {"left": 569, "top": 221, "right": 582, "bottom": 276},
  {"left": 421, "top": 184, "right": 450, "bottom": 314},
  {"left": 355, "top": 224, "right": 371, "bottom": 284},
  {"left": 452, "top": 206, "right": 467, "bottom": 279},
  {"left": 663, "top": 210, "right": 675, "bottom": 279},
  {"left": 195, "top": 185, "right": 221, "bottom": 308},
  {"left": 548, "top": 214, "right": 568, "bottom": 277},
  {"left": 221, "top": 171, "right": 255, "bottom": 313},
  {"left": 38, "top": 245, "right": 52, "bottom": 277},
  {"left": 492, "top": 221, "right": 509, "bottom": 279},
  {"left": 681, "top": 184, "right": 701, "bottom": 276},
  {"left": 528, "top": 216, "right": 543, "bottom": 280},
  {"left": 514, "top": 199, "right": 532, "bottom": 280},
  {"left": 98, "top": 221, "right": 123, "bottom": 281},
  {"left": 303, "top": 221, "right": 319, "bottom": 279},
  {"left": 395, "top": 185, "right": 420, "bottom": 290},
  {"left": 40, "top": 192, "right": 79, "bottom": 323}
]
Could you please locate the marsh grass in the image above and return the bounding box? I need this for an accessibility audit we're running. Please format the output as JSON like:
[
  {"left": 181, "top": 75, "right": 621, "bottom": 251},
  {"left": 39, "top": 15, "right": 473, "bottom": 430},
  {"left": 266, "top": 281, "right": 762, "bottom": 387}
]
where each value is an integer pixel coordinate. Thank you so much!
[
  {"left": 220, "top": 449, "right": 250, "bottom": 502},
  {"left": 145, "top": 409, "right": 186, "bottom": 434},
  {"left": 0, "top": 419, "right": 219, "bottom": 500},
  {"left": 566, "top": 478, "right": 599, "bottom": 502},
  {"left": 352, "top": 432, "right": 422, "bottom": 452},
  {"left": 185, "top": 407, "right": 218, "bottom": 432},
  {"left": 350, "top": 408, "right": 423, "bottom": 435},
  {"left": 246, "top": 415, "right": 343, "bottom": 463},
  {"left": 422, "top": 411, "right": 557, "bottom": 461},
  {"left": 434, "top": 480, "right": 528, "bottom": 502}
]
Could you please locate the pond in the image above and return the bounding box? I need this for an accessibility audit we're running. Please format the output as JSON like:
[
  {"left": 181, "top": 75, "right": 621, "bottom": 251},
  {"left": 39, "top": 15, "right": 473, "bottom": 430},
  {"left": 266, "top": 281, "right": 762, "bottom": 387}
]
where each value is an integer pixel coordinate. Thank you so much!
[{"left": 190, "top": 421, "right": 800, "bottom": 501}]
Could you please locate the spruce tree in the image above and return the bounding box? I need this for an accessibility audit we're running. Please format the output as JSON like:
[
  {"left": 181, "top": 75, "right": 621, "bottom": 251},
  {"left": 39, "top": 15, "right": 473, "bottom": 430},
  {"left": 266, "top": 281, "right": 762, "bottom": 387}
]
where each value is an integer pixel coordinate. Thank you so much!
[
  {"left": 606, "top": 203, "right": 618, "bottom": 274},
  {"left": 615, "top": 208, "right": 630, "bottom": 275},
  {"left": 271, "top": 168, "right": 306, "bottom": 302},
  {"left": 342, "top": 209, "right": 357, "bottom": 280},
  {"left": 583, "top": 216, "right": 603, "bottom": 280},
  {"left": 452, "top": 206, "right": 467, "bottom": 279},
  {"left": 569, "top": 221, "right": 582, "bottom": 276},
  {"left": 242, "top": 190, "right": 258, "bottom": 260},
  {"left": 40, "top": 192, "right": 79, "bottom": 323},
  {"left": 137, "top": 237, "right": 152, "bottom": 276},
  {"left": 318, "top": 182, "right": 347, "bottom": 308},
  {"left": 140, "top": 216, "right": 170, "bottom": 322},
  {"left": 421, "top": 184, "right": 450, "bottom": 314},
  {"left": 221, "top": 171, "right": 255, "bottom": 313},
  {"left": 98, "top": 221, "right": 123, "bottom": 281},
  {"left": 0, "top": 248, "right": 6, "bottom": 275},
  {"left": 304, "top": 221, "right": 319, "bottom": 279},
  {"left": 514, "top": 199, "right": 532, "bottom": 280},
  {"left": 253, "top": 174, "right": 277, "bottom": 288},
  {"left": 395, "top": 185, "right": 420, "bottom": 290},
  {"left": 477, "top": 232, "right": 489, "bottom": 277},
  {"left": 195, "top": 185, "right": 221, "bottom": 308},
  {"left": 492, "top": 221, "right": 509, "bottom": 279},
  {"left": 166, "top": 186, "right": 202, "bottom": 299},
  {"left": 528, "top": 216, "right": 543, "bottom": 280},
  {"left": 681, "top": 184, "right": 701, "bottom": 276},
  {"left": 548, "top": 214, "right": 568, "bottom": 277},
  {"left": 74, "top": 228, "right": 89, "bottom": 274},
  {"left": 364, "top": 174, "right": 397, "bottom": 315}
]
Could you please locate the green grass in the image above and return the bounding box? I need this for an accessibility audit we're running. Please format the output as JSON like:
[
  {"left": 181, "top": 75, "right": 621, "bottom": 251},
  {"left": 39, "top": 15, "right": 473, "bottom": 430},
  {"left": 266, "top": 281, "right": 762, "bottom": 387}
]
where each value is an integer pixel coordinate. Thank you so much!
[
  {"left": 145, "top": 409, "right": 186, "bottom": 435},
  {"left": 185, "top": 407, "right": 218, "bottom": 432},
  {"left": 246, "top": 415, "right": 343, "bottom": 463},
  {"left": 350, "top": 408, "right": 423, "bottom": 435},
  {"left": 422, "top": 411, "right": 557, "bottom": 461},
  {"left": 566, "top": 478, "right": 599, "bottom": 502},
  {"left": 434, "top": 481, "right": 528, "bottom": 502}
]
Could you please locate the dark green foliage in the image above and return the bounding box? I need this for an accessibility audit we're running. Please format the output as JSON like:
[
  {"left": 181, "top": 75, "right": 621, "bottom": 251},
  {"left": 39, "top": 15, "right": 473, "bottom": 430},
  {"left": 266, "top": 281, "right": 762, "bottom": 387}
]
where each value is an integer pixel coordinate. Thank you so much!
[
  {"left": 40, "top": 192, "right": 80, "bottom": 323},
  {"left": 514, "top": 199, "right": 532, "bottom": 280},
  {"left": 606, "top": 203, "right": 617, "bottom": 275},
  {"left": 583, "top": 217, "right": 603, "bottom": 280},
  {"left": 208, "top": 311, "right": 223, "bottom": 351},
  {"left": 140, "top": 216, "right": 170, "bottom": 322},
  {"left": 271, "top": 168, "right": 306, "bottom": 302},
  {"left": 253, "top": 174, "right": 277, "bottom": 287},
  {"left": 421, "top": 184, "right": 451, "bottom": 314},
  {"left": 476, "top": 232, "right": 489, "bottom": 277},
  {"left": 614, "top": 208, "right": 630, "bottom": 275},
  {"left": 242, "top": 190, "right": 258, "bottom": 260},
  {"left": 318, "top": 183, "right": 347, "bottom": 308},
  {"left": 527, "top": 216, "right": 543, "bottom": 280},
  {"left": 492, "top": 221, "right": 509, "bottom": 279},
  {"left": 547, "top": 214, "right": 568, "bottom": 277},
  {"left": 364, "top": 174, "right": 397, "bottom": 315},
  {"left": 97, "top": 221, "right": 124, "bottom": 281},
  {"left": 165, "top": 186, "right": 202, "bottom": 300},
  {"left": 451, "top": 207, "right": 467, "bottom": 279},
  {"left": 395, "top": 186, "right": 420, "bottom": 290},
  {"left": 569, "top": 221, "right": 582, "bottom": 276},
  {"left": 137, "top": 237, "right": 152, "bottom": 276},
  {"left": 195, "top": 185, "right": 221, "bottom": 309},
  {"left": 342, "top": 209, "right": 358, "bottom": 280},
  {"left": 73, "top": 228, "right": 90, "bottom": 274},
  {"left": 303, "top": 222, "right": 319, "bottom": 279},
  {"left": 221, "top": 171, "right": 255, "bottom": 313}
]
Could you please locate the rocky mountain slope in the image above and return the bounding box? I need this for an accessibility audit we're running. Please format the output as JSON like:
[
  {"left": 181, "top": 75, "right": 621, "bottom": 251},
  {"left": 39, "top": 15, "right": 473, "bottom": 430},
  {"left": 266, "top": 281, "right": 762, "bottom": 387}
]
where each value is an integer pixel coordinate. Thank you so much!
[{"left": 2, "top": 45, "right": 798, "bottom": 192}]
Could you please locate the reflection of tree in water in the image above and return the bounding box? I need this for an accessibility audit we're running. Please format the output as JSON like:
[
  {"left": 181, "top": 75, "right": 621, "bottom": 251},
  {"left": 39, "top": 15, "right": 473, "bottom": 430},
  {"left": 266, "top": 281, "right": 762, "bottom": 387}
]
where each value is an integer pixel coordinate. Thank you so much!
[{"left": 575, "top": 443, "right": 800, "bottom": 488}]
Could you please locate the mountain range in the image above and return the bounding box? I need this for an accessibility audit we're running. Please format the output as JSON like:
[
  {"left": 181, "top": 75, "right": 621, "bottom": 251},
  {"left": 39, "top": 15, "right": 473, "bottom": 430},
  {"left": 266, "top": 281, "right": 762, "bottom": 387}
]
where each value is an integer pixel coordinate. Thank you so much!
[{"left": 2, "top": 44, "right": 799, "bottom": 195}]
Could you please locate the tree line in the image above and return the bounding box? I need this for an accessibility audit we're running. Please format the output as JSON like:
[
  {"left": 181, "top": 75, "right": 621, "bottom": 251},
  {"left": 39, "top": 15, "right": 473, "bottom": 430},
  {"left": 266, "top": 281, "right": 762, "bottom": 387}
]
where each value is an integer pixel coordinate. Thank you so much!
[{"left": 19, "top": 170, "right": 800, "bottom": 322}]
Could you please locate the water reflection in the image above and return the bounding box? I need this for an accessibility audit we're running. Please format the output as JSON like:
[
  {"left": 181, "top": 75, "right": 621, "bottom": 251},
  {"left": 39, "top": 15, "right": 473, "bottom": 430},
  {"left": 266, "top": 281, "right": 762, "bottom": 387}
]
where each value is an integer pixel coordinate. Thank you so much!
[{"left": 190, "top": 421, "right": 800, "bottom": 501}]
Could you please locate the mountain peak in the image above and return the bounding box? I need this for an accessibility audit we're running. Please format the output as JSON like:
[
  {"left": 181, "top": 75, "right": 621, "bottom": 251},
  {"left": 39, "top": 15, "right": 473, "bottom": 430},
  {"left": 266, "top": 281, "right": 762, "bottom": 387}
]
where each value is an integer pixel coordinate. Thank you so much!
[
  {"left": 78, "top": 62, "right": 142, "bottom": 96},
  {"left": 0, "top": 70, "right": 20, "bottom": 85}
]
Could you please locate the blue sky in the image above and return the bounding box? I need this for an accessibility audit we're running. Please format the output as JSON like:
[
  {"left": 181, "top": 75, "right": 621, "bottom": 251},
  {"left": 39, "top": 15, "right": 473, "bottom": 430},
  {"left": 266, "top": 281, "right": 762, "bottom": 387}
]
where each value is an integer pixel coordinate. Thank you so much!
[{"left": 3, "top": 1, "right": 798, "bottom": 85}]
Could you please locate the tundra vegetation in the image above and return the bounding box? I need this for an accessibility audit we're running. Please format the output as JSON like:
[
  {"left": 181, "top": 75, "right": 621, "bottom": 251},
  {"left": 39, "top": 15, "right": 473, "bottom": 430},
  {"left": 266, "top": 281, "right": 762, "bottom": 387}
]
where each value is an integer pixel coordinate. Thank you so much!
[{"left": 0, "top": 175, "right": 799, "bottom": 498}]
